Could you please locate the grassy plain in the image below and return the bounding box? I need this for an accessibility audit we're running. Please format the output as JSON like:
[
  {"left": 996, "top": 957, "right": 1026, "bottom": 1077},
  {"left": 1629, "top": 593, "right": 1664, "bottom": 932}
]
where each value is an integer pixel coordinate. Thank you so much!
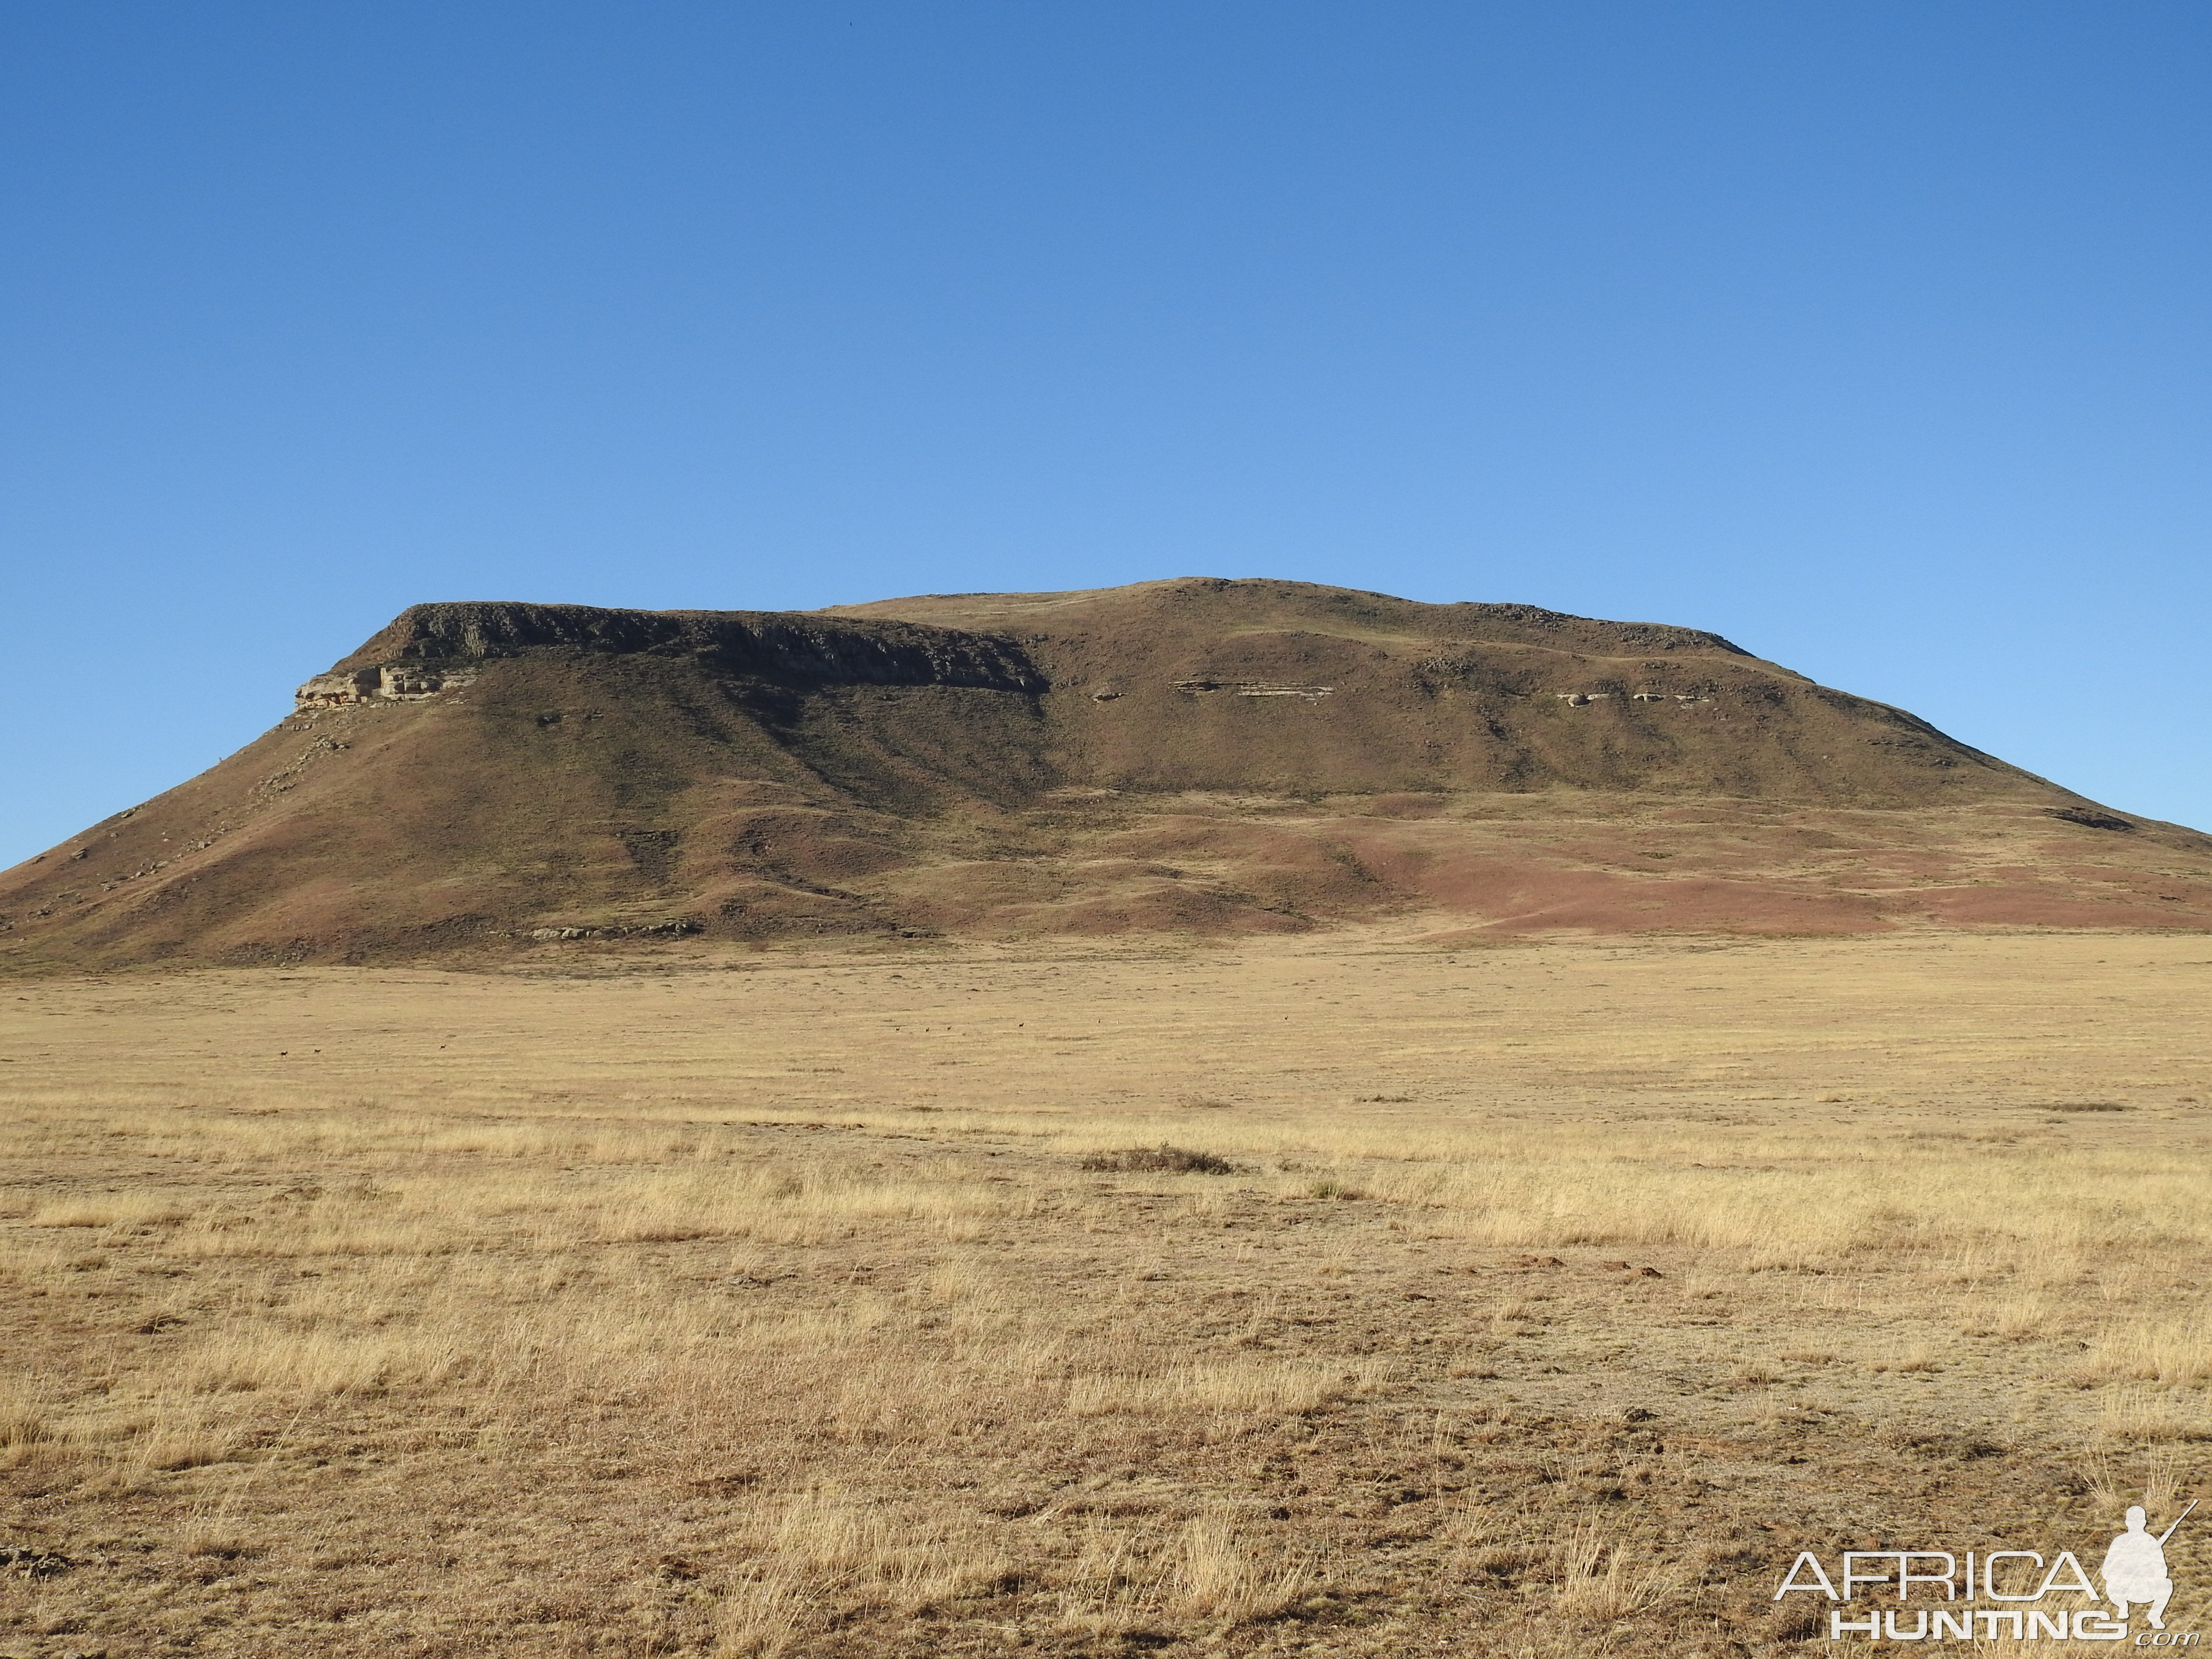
[{"left": 2, "top": 930, "right": 2211, "bottom": 1657}]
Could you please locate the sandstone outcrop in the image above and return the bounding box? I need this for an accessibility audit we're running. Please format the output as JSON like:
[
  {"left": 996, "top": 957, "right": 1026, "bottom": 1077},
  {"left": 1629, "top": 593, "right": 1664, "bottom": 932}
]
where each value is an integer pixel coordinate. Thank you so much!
[{"left": 295, "top": 664, "right": 480, "bottom": 708}]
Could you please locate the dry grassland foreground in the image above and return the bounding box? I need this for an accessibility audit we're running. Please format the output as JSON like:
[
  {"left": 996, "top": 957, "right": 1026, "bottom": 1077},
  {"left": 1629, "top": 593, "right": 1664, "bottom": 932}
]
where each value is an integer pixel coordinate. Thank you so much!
[{"left": 2, "top": 932, "right": 2211, "bottom": 1659}]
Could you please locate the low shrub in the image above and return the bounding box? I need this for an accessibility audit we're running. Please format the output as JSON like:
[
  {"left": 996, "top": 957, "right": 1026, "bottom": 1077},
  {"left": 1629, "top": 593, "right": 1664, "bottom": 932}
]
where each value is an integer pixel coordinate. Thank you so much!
[{"left": 1079, "top": 1145, "right": 1239, "bottom": 1175}]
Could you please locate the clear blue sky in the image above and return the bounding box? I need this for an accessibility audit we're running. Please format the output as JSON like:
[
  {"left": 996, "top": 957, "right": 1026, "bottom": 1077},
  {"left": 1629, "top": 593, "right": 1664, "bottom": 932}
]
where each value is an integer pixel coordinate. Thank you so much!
[{"left": 5, "top": 1, "right": 2209, "bottom": 866}]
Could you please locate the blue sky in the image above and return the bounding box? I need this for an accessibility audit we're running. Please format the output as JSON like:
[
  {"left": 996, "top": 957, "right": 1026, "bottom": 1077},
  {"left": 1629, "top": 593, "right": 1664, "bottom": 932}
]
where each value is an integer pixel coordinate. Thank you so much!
[{"left": 4, "top": 1, "right": 2209, "bottom": 865}]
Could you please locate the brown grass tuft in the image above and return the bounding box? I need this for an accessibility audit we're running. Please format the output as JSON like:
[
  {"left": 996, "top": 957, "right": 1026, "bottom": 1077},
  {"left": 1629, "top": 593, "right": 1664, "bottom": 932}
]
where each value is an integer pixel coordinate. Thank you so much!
[
  {"left": 1079, "top": 1144, "right": 1240, "bottom": 1175},
  {"left": 1552, "top": 1520, "right": 1680, "bottom": 1623}
]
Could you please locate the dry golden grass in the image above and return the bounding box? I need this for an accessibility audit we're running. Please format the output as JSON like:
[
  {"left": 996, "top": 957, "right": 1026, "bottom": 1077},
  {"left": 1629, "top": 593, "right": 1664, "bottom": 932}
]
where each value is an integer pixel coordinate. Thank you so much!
[
  {"left": 1, "top": 930, "right": 2210, "bottom": 1655},
  {"left": 1551, "top": 1517, "right": 1681, "bottom": 1622}
]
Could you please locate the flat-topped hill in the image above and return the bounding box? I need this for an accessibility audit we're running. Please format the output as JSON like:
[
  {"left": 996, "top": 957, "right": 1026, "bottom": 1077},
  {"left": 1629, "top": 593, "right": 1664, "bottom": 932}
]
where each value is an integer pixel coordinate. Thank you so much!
[{"left": 5, "top": 577, "right": 2209, "bottom": 967}]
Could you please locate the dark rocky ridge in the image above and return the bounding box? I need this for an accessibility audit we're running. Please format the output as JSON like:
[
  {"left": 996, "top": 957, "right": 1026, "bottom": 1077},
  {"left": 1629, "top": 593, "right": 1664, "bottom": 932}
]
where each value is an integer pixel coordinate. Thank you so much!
[
  {"left": 339, "top": 601, "right": 1047, "bottom": 693},
  {"left": 5, "top": 576, "right": 2211, "bottom": 969}
]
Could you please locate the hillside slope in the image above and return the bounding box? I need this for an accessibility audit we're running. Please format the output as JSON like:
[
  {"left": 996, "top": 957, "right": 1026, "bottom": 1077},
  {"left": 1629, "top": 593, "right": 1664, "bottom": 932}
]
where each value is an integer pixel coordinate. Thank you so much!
[{"left": 5, "top": 577, "right": 2210, "bottom": 968}]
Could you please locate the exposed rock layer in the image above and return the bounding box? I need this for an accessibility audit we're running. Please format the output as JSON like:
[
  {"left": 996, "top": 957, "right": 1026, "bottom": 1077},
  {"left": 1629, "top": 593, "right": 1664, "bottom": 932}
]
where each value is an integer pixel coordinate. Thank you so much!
[{"left": 338, "top": 601, "right": 1048, "bottom": 692}]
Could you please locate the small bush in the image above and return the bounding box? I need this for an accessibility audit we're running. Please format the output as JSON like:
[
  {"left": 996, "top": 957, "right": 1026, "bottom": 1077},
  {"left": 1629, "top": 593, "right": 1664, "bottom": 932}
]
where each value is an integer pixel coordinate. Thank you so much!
[{"left": 1079, "top": 1145, "right": 1239, "bottom": 1175}]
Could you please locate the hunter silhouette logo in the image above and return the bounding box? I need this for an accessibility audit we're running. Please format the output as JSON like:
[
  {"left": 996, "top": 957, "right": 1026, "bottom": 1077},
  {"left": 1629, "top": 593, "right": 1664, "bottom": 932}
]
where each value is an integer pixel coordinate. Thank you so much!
[
  {"left": 2105, "top": 1502, "right": 2194, "bottom": 1632},
  {"left": 1774, "top": 1496, "right": 2197, "bottom": 1643}
]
